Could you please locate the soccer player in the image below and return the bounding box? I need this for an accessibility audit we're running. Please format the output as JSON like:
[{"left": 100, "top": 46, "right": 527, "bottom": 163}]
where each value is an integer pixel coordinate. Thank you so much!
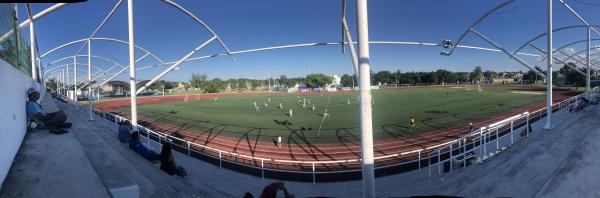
[
  {"left": 289, "top": 109, "right": 293, "bottom": 117},
  {"left": 279, "top": 102, "right": 283, "bottom": 109},
  {"left": 311, "top": 104, "right": 315, "bottom": 111},
  {"left": 469, "top": 122, "right": 474, "bottom": 133},
  {"left": 264, "top": 102, "right": 268, "bottom": 108},
  {"left": 255, "top": 106, "right": 260, "bottom": 112},
  {"left": 410, "top": 116, "right": 416, "bottom": 128},
  {"left": 277, "top": 136, "right": 282, "bottom": 148},
  {"left": 253, "top": 101, "right": 257, "bottom": 107}
]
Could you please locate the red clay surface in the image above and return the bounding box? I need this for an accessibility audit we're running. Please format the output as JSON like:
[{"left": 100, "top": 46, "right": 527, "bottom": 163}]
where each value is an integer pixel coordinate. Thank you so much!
[{"left": 95, "top": 86, "right": 580, "bottom": 171}]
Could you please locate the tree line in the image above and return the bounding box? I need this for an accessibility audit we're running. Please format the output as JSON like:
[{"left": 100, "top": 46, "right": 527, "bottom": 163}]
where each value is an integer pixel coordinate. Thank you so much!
[
  {"left": 365, "top": 66, "right": 498, "bottom": 86},
  {"left": 93, "top": 63, "right": 592, "bottom": 94}
]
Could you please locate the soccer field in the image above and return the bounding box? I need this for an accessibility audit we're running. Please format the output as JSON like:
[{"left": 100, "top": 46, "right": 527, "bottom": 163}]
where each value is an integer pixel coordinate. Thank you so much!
[{"left": 118, "top": 86, "right": 547, "bottom": 143}]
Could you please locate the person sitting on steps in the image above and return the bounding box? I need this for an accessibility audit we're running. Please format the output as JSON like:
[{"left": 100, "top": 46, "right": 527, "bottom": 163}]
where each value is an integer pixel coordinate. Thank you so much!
[
  {"left": 26, "top": 87, "right": 72, "bottom": 132},
  {"left": 118, "top": 121, "right": 131, "bottom": 143},
  {"left": 260, "top": 182, "right": 294, "bottom": 198},
  {"left": 160, "top": 142, "right": 187, "bottom": 177},
  {"left": 129, "top": 131, "right": 160, "bottom": 162}
]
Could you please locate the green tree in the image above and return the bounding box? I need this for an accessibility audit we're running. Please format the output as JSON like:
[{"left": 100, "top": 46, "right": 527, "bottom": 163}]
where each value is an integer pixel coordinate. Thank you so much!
[
  {"left": 373, "top": 71, "right": 395, "bottom": 85},
  {"left": 457, "top": 72, "right": 470, "bottom": 83},
  {"left": 470, "top": 65, "right": 484, "bottom": 83},
  {"left": 483, "top": 70, "right": 495, "bottom": 84},
  {"left": 305, "top": 73, "right": 332, "bottom": 88},
  {"left": 562, "top": 63, "right": 585, "bottom": 89},
  {"left": 228, "top": 79, "right": 238, "bottom": 90},
  {"left": 190, "top": 73, "right": 207, "bottom": 89},
  {"left": 435, "top": 69, "right": 452, "bottom": 84},
  {"left": 523, "top": 66, "right": 544, "bottom": 84},
  {"left": 279, "top": 75, "right": 296, "bottom": 87},
  {"left": 250, "top": 79, "right": 262, "bottom": 90},
  {"left": 46, "top": 78, "right": 57, "bottom": 91},
  {"left": 340, "top": 74, "right": 355, "bottom": 87}
]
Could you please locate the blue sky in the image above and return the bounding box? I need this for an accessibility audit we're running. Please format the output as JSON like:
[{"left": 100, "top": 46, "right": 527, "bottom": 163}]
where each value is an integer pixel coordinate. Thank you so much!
[{"left": 21, "top": 0, "right": 600, "bottom": 82}]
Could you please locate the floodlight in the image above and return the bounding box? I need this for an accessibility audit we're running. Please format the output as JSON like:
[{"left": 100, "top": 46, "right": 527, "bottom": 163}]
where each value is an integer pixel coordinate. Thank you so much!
[{"left": 441, "top": 39, "right": 453, "bottom": 49}]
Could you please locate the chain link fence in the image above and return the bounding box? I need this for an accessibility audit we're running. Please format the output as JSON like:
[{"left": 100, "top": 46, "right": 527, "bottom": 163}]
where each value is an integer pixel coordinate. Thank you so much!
[{"left": 0, "top": 3, "right": 32, "bottom": 76}]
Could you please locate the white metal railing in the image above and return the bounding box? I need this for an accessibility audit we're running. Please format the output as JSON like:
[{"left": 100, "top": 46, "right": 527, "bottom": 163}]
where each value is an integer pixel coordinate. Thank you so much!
[{"left": 60, "top": 87, "right": 598, "bottom": 182}]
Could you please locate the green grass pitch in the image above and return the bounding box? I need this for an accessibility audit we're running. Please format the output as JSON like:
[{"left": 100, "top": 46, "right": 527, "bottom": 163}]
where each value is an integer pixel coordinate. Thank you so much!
[{"left": 119, "top": 86, "right": 546, "bottom": 144}]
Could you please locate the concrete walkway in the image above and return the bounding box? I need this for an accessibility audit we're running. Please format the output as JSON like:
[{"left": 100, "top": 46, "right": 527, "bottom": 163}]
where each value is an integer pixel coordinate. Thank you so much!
[
  {"left": 391, "top": 105, "right": 600, "bottom": 197},
  {"left": 0, "top": 97, "right": 109, "bottom": 198}
]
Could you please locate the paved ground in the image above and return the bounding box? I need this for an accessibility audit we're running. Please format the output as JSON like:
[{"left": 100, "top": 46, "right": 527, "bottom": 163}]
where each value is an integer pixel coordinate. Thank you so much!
[
  {"left": 0, "top": 97, "right": 109, "bottom": 198},
  {"left": 389, "top": 104, "right": 600, "bottom": 197}
]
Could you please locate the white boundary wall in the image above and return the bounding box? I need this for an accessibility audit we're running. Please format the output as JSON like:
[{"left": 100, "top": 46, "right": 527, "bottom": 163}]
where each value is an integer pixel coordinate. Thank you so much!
[{"left": 0, "top": 59, "right": 37, "bottom": 187}]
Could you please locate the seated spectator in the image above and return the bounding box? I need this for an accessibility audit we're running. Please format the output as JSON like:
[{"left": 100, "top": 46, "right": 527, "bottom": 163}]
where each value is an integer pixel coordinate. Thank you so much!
[
  {"left": 260, "top": 182, "right": 294, "bottom": 198},
  {"left": 159, "top": 142, "right": 187, "bottom": 177},
  {"left": 118, "top": 121, "right": 131, "bottom": 143},
  {"left": 26, "top": 87, "right": 72, "bottom": 130},
  {"left": 129, "top": 131, "right": 160, "bottom": 162}
]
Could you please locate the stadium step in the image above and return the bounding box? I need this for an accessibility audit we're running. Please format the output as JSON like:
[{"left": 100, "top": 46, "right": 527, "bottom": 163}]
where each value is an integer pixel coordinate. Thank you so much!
[
  {"left": 88, "top": 106, "right": 236, "bottom": 197},
  {"left": 60, "top": 103, "right": 222, "bottom": 197}
]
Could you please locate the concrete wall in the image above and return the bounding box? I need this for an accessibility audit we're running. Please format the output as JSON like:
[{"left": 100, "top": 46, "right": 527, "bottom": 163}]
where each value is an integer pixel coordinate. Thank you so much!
[{"left": 0, "top": 59, "right": 37, "bottom": 187}]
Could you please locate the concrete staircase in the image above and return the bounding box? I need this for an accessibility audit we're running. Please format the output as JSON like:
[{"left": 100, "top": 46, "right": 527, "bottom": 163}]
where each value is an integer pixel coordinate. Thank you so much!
[{"left": 59, "top": 101, "right": 233, "bottom": 198}]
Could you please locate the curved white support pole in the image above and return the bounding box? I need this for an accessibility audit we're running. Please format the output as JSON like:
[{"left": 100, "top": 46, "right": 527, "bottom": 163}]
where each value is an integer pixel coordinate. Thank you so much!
[
  {"left": 40, "top": 37, "right": 163, "bottom": 64},
  {"left": 160, "top": 0, "right": 235, "bottom": 61},
  {"left": 46, "top": 55, "right": 124, "bottom": 69},
  {"left": 128, "top": 0, "right": 138, "bottom": 130},
  {"left": 0, "top": 3, "right": 68, "bottom": 44},
  {"left": 88, "top": 39, "right": 94, "bottom": 120},
  {"left": 27, "top": 4, "right": 37, "bottom": 81},
  {"left": 94, "top": 53, "right": 150, "bottom": 89},
  {"left": 544, "top": 0, "right": 553, "bottom": 130},
  {"left": 74, "top": 0, "right": 124, "bottom": 55},
  {"left": 74, "top": 56, "right": 78, "bottom": 108},
  {"left": 136, "top": 36, "right": 216, "bottom": 95},
  {"left": 587, "top": 27, "right": 591, "bottom": 92}
]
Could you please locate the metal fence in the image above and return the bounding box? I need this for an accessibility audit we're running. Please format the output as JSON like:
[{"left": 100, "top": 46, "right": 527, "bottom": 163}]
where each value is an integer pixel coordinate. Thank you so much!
[
  {"left": 0, "top": 3, "right": 32, "bottom": 76},
  {"left": 66, "top": 87, "right": 599, "bottom": 182}
]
